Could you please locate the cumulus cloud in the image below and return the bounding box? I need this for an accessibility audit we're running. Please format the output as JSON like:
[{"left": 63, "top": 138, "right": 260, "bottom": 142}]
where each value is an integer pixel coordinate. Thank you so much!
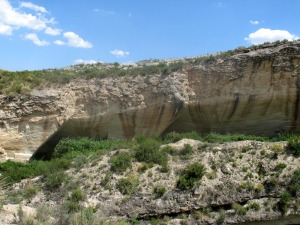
[
  {"left": 245, "top": 28, "right": 299, "bottom": 45},
  {"left": 24, "top": 33, "right": 49, "bottom": 46},
  {"left": 249, "top": 20, "right": 259, "bottom": 25},
  {"left": 110, "top": 49, "right": 130, "bottom": 58},
  {"left": 20, "top": 2, "right": 47, "bottom": 13},
  {"left": 74, "top": 59, "right": 98, "bottom": 65},
  {"left": 45, "top": 27, "right": 61, "bottom": 36},
  {"left": 0, "top": 0, "right": 51, "bottom": 33},
  {"left": 0, "top": 23, "right": 13, "bottom": 35},
  {"left": 0, "top": 0, "right": 93, "bottom": 48},
  {"left": 55, "top": 32, "right": 92, "bottom": 48}
]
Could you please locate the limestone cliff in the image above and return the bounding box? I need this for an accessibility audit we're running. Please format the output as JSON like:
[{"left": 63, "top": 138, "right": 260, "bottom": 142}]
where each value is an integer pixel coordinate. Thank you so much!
[{"left": 1, "top": 41, "right": 300, "bottom": 159}]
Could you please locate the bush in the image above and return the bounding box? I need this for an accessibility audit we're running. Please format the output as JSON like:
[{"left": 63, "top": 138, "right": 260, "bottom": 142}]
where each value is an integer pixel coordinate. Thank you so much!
[
  {"left": 274, "top": 163, "right": 287, "bottom": 173},
  {"left": 153, "top": 185, "right": 166, "bottom": 198},
  {"left": 179, "top": 144, "right": 193, "bottom": 159},
  {"left": 288, "top": 138, "right": 300, "bottom": 157},
  {"left": 70, "top": 188, "right": 85, "bottom": 202},
  {"left": 44, "top": 170, "right": 66, "bottom": 190},
  {"left": 117, "top": 175, "right": 139, "bottom": 195},
  {"left": 134, "top": 139, "right": 168, "bottom": 166},
  {"left": 278, "top": 191, "right": 291, "bottom": 214},
  {"left": 23, "top": 184, "right": 40, "bottom": 199},
  {"left": 176, "top": 162, "right": 206, "bottom": 190},
  {"left": 248, "top": 202, "right": 260, "bottom": 211},
  {"left": 109, "top": 151, "right": 132, "bottom": 173},
  {"left": 232, "top": 202, "right": 247, "bottom": 215},
  {"left": 289, "top": 168, "right": 300, "bottom": 197}
]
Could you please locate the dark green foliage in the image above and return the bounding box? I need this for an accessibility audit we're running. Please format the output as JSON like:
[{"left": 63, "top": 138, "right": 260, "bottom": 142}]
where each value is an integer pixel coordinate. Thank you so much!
[
  {"left": 274, "top": 163, "right": 287, "bottom": 173},
  {"left": 65, "top": 200, "right": 81, "bottom": 213},
  {"left": 278, "top": 191, "right": 291, "bottom": 214},
  {"left": 134, "top": 139, "right": 168, "bottom": 166},
  {"left": 53, "top": 137, "right": 131, "bottom": 158},
  {"left": 109, "top": 151, "right": 132, "bottom": 173},
  {"left": 179, "top": 144, "right": 193, "bottom": 159},
  {"left": 153, "top": 185, "right": 166, "bottom": 198},
  {"left": 248, "top": 203, "right": 260, "bottom": 211},
  {"left": 289, "top": 168, "right": 300, "bottom": 197},
  {"left": 44, "top": 170, "right": 66, "bottom": 190},
  {"left": 177, "top": 162, "right": 206, "bottom": 190},
  {"left": 117, "top": 176, "right": 139, "bottom": 195},
  {"left": 288, "top": 137, "right": 300, "bottom": 157}
]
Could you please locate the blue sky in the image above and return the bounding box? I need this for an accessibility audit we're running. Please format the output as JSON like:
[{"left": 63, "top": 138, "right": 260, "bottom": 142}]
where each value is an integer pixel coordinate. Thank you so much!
[{"left": 1, "top": 0, "right": 299, "bottom": 71}]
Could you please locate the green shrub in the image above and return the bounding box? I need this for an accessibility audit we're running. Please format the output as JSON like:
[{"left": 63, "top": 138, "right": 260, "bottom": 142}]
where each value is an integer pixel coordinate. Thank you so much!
[
  {"left": 232, "top": 202, "right": 247, "bottom": 215},
  {"left": 278, "top": 191, "right": 291, "bottom": 214},
  {"left": 288, "top": 138, "right": 300, "bottom": 157},
  {"left": 274, "top": 163, "right": 287, "bottom": 173},
  {"left": 44, "top": 170, "right": 66, "bottom": 190},
  {"left": 134, "top": 139, "right": 168, "bottom": 166},
  {"left": 248, "top": 202, "right": 260, "bottom": 211},
  {"left": 117, "top": 175, "right": 139, "bottom": 195},
  {"left": 23, "top": 184, "right": 40, "bottom": 199},
  {"left": 100, "top": 172, "right": 112, "bottom": 190},
  {"left": 70, "top": 188, "right": 85, "bottom": 202},
  {"left": 176, "top": 162, "right": 206, "bottom": 190},
  {"left": 153, "top": 185, "right": 166, "bottom": 198},
  {"left": 109, "top": 151, "right": 132, "bottom": 173},
  {"left": 65, "top": 200, "right": 81, "bottom": 213},
  {"left": 289, "top": 168, "right": 300, "bottom": 197},
  {"left": 53, "top": 137, "right": 132, "bottom": 158},
  {"left": 179, "top": 144, "right": 193, "bottom": 159}
]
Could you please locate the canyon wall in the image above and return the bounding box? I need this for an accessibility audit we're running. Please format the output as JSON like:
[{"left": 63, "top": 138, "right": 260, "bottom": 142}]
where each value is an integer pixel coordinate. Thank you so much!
[{"left": 1, "top": 42, "right": 300, "bottom": 159}]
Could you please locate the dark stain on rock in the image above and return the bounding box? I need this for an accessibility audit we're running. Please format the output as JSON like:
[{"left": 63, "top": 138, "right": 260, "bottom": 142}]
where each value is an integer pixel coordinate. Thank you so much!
[{"left": 228, "top": 93, "right": 240, "bottom": 120}]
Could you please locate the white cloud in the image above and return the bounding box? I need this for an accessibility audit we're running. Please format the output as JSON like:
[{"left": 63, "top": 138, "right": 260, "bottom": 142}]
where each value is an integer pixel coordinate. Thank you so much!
[
  {"left": 62, "top": 31, "right": 92, "bottom": 48},
  {"left": 110, "top": 49, "right": 130, "bottom": 58},
  {"left": 249, "top": 20, "right": 259, "bottom": 25},
  {"left": 54, "top": 40, "right": 65, "bottom": 45},
  {"left": 74, "top": 59, "right": 98, "bottom": 65},
  {"left": 0, "top": 0, "right": 50, "bottom": 33},
  {"left": 20, "top": 2, "right": 47, "bottom": 13},
  {"left": 0, "top": 0, "right": 93, "bottom": 48},
  {"left": 0, "top": 23, "right": 13, "bottom": 35},
  {"left": 45, "top": 27, "right": 61, "bottom": 36},
  {"left": 24, "top": 33, "right": 49, "bottom": 46},
  {"left": 245, "top": 28, "right": 299, "bottom": 45}
]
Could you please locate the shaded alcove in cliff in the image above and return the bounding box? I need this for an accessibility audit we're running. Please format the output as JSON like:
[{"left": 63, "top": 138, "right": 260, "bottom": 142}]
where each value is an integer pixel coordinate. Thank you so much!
[{"left": 31, "top": 101, "right": 186, "bottom": 160}]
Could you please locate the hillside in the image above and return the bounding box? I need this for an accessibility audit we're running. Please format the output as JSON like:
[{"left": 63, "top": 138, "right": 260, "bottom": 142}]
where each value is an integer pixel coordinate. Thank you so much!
[
  {"left": 0, "top": 133, "right": 299, "bottom": 224},
  {"left": 1, "top": 40, "right": 300, "bottom": 161}
]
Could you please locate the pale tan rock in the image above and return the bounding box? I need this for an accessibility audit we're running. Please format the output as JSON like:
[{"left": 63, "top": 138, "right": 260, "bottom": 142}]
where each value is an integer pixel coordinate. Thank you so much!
[{"left": 1, "top": 42, "right": 300, "bottom": 159}]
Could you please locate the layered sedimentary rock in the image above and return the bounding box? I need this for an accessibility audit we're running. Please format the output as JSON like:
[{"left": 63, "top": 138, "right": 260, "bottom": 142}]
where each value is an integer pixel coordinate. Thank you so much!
[{"left": 1, "top": 42, "right": 300, "bottom": 158}]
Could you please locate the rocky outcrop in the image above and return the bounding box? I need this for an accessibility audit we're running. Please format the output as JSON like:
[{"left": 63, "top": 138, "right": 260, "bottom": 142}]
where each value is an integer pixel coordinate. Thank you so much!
[
  {"left": 1, "top": 41, "right": 300, "bottom": 158},
  {"left": 1, "top": 139, "right": 299, "bottom": 224}
]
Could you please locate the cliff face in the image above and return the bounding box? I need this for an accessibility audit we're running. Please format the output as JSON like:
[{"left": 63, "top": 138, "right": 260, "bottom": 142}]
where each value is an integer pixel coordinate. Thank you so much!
[{"left": 1, "top": 42, "right": 300, "bottom": 158}]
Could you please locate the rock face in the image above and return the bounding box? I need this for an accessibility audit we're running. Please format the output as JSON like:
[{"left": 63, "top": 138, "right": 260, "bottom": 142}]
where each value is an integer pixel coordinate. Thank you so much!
[{"left": 1, "top": 41, "right": 300, "bottom": 158}]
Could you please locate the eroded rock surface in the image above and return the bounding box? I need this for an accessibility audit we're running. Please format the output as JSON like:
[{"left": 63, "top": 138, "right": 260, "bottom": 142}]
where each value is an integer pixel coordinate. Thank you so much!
[{"left": 1, "top": 42, "right": 300, "bottom": 158}]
